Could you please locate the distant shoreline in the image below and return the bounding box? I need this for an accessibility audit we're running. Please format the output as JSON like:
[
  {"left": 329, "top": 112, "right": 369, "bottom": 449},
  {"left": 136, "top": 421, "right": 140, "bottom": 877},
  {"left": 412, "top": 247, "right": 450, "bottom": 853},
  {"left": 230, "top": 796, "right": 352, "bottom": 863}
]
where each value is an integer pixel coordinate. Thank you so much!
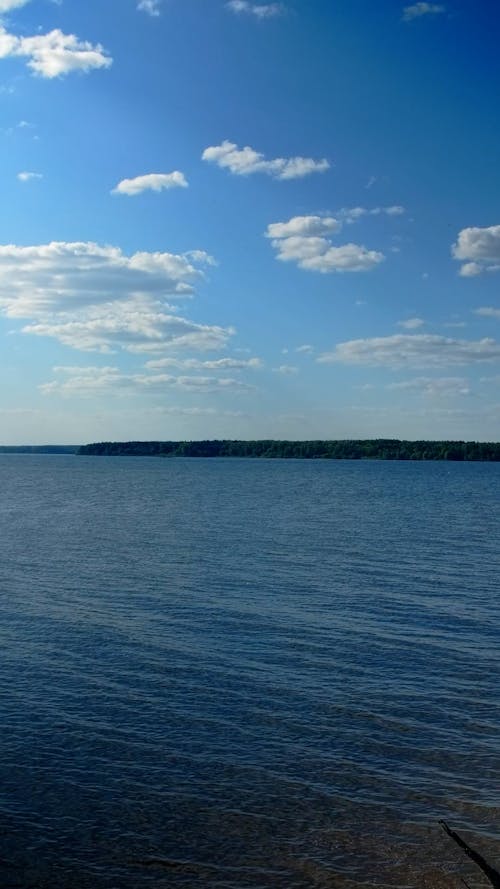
[
  {"left": 75, "top": 439, "right": 500, "bottom": 461},
  {"left": 2, "top": 440, "right": 500, "bottom": 461},
  {"left": 0, "top": 446, "right": 78, "bottom": 455}
]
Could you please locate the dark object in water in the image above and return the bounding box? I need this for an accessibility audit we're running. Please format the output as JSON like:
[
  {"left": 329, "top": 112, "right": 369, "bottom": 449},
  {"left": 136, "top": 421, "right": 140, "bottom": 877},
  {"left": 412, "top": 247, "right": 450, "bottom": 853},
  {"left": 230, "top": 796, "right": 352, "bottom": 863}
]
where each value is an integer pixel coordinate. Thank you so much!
[{"left": 439, "top": 820, "right": 500, "bottom": 888}]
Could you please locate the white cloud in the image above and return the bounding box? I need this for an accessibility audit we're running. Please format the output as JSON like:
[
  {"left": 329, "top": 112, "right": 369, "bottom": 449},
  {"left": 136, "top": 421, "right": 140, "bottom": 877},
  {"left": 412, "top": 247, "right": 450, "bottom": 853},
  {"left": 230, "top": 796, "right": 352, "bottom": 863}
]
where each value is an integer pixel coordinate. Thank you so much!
[
  {"left": 0, "top": 0, "right": 31, "bottom": 10},
  {"left": 24, "top": 304, "right": 233, "bottom": 354},
  {"left": 0, "top": 241, "right": 231, "bottom": 355},
  {"left": 387, "top": 377, "right": 471, "bottom": 397},
  {"left": 112, "top": 171, "right": 188, "bottom": 196},
  {"left": 273, "top": 364, "right": 298, "bottom": 374},
  {"left": 452, "top": 225, "right": 500, "bottom": 276},
  {"left": 40, "top": 366, "right": 253, "bottom": 397},
  {"left": 202, "top": 140, "right": 329, "bottom": 180},
  {"left": 296, "top": 344, "right": 314, "bottom": 353},
  {"left": 17, "top": 170, "right": 42, "bottom": 181},
  {"left": 339, "top": 206, "right": 405, "bottom": 222},
  {"left": 266, "top": 216, "right": 340, "bottom": 239},
  {"left": 402, "top": 3, "right": 445, "bottom": 21},
  {"left": 2, "top": 119, "right": 35, "bottom": 136},
  {"left": 152, "top": 406, "right": 247, "bottom": 417},
  {"left": 475, "top": 307, "right": 500, "bottom": 320},
  {"left": 137, "top": 0, "right": 162, "bottom": 15},
  {"left": 397, "top": 317, "right": 425, "bottom": 329},
  {"left": 0, "top": 26, "right": 112, "bottom": 77},
  {"left": 226, "top": 1, "right": 285, "bottom": 19},
  {"left": 266, "top": 216, "right": 384, "bottom": 273},
  {"left": 459, "top": 262, "right": 482, "bottom": 277},
  {"left": 318, "top": 334, "right": 500, "bottom": 368},
  {"left": 145, "top": 356, "right": 262, "bottom": 370},
  {"left": 0, "top": 241, "right": 214, "bottom": 317}
]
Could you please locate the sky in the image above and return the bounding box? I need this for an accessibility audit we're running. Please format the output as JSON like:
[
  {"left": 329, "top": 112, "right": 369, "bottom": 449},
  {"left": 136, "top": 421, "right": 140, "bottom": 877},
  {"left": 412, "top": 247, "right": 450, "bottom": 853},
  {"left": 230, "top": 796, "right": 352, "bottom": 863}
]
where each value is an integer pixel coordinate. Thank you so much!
[{"left": 0, "top": 0, "right": 499, "bottom": 444}]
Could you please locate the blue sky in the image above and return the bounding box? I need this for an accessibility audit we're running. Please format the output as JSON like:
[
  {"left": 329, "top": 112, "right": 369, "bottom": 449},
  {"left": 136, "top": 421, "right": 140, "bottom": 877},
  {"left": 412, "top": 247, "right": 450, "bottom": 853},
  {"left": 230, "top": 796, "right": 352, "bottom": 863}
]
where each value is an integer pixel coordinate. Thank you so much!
[{"left": 0, "top": 0, "right": 499, "bottom": 444}]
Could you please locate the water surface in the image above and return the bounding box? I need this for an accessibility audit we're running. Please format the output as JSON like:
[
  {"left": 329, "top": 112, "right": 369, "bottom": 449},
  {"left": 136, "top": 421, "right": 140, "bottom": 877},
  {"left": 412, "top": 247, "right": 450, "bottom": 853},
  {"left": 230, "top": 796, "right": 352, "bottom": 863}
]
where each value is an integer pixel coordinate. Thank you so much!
[{"left": 0, "top": 456, "right": 499, "bottom": 888}]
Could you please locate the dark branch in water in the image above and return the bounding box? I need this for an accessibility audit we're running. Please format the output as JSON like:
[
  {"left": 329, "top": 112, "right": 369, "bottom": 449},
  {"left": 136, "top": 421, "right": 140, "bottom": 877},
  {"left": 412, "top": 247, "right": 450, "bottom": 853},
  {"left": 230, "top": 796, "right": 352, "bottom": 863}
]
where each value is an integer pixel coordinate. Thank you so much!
[{"left": 440, "top": 820, "right": 500, "bottom": 889}]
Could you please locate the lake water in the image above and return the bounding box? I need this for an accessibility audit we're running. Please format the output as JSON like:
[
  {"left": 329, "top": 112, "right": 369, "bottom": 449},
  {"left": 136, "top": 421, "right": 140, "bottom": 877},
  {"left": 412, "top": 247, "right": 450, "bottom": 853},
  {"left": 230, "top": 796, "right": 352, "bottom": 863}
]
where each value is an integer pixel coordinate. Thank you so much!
[{"left": 0, "top": 455, "right": 499, "bottom": 889}]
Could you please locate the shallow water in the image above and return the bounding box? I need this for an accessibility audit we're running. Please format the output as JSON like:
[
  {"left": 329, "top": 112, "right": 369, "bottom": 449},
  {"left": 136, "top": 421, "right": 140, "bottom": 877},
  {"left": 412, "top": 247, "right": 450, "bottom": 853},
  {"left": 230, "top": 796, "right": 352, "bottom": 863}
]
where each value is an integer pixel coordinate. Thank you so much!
[{"left": 0, "top": 455, "right": 499, "bottom": 888}]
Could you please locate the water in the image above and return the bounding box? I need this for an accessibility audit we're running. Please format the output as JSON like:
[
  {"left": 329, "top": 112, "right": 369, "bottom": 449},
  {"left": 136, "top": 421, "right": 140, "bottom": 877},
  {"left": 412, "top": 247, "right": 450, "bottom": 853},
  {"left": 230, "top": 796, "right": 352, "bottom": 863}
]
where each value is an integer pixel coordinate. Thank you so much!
[{"left": 0, "top": 455, "right": 499, "bottom": 889}]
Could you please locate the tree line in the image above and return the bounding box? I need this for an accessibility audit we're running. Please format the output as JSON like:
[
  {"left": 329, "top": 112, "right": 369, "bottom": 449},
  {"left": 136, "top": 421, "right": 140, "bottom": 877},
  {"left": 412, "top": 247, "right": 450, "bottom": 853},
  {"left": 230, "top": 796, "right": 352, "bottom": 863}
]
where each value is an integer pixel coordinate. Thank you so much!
[{"left": 77, "top": 439, "right": 500, "bottom": 461}]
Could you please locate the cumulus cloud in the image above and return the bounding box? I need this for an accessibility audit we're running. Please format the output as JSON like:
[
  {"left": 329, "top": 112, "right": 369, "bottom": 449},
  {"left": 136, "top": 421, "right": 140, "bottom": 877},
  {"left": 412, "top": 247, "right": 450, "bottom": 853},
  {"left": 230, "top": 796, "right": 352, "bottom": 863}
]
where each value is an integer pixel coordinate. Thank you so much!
[
  {"left": 40, "top": 365, "right": 253, "bottom": 396},
  {"left": 0, "top": 241, "right": 214, "bottom": 317},
  {"left": 296, "top": 344, "right": 314, "bottom": 353},
  {"left": 277, "top": 241, "right": 384, "bottom": 273},
  {"left": 452, "top": 225, "right": 500, "bottom": 275},
  {"left": 137, "top": 0, "right": 162, "bottom": 15},
  {"left": 226, "top": 1, "right": 285, "bottom": 19},
  {"left": 0, "top": 241, "right": 231, "bottom": 354},
  {"left": 387, "top": 377, "right": 471, "bottom": 397},
  {"left": 202, "top": 140, "right": 329, "bottom": 180},
  {"left": 17, "top": 170, "right": 42, "bottom": 182},
  {"left": 266, "top": 216, "right": 340, "bottom": 239},
  {"left": 339, "top": 206, "right": 405, "bottom": 222},
  {"left": 398, "top": 317, "right": 425, "bottom": 329},
  {"left": 266, "top": 215, "right": 384, "bottom": 274},
  {"left": 402, "top": 3, "right": 445, "bottom": 21},
  {"left": 0, "top": 26, "right": 112, "bottom": 77},
  {"left": 459, "top": 262, "right": 482, "bottom": 277},
  {"left": 145, "top": 356, "right": 262, "bottom": 370},
  {"left": 318, "top": 334, "right": 500, "bottom": 368},
  {"left": 112, "top": 171, "right": 188, "bottom": 196}
]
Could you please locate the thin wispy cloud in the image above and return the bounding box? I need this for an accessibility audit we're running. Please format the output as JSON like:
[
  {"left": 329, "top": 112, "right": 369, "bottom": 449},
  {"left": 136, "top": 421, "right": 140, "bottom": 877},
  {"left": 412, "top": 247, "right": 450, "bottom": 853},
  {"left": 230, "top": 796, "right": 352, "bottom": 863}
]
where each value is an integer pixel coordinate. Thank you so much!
[
  {"left": 475, "top": 307, "right": 500, "bottom": 320},
  {"left": 398, "top": 317, "right": 425, "bottom": 329},
  {"left": 0, "top": 0, "right": 31, "bottom": 10},
  {"left": 112, "top": 172, "right": 188, "bottom": 196},
  {"left": 151, "top": 406, "right": 247, "bottom": 418},
  {"left": 226, "top": 1, "right": 285, "bottom": 20},
  {"left": 202, "top": 140, "right": 329, "bottom": 180},
  {"left": 145, "top": 356, "right": 262, "bottom": 370},
  {"left": 318, "top": 335, "right": 500, "bottom": 368},
  {"left": 339, "top": 206, "right": 405, "bottom": 223},
  {"left": 17, "top": 170, "right": 42, "bottom": 182},
  {"left": 40, "top": 366, "right": 253, "bottom": 397},
  {"left": 387, "top": 377, "right": 471, "bottom": 397},
  {"left": 137, "top": 0, "right": 162, "bottom": 15},
  {"left": 0, "top": 26, "right": 112, "bottom": 77},
  {"left": 266, "top": 215, "right": 384, "bottom": 274},
  {"left": 402, "top": 3, "right": 445, "bottom": 22}
]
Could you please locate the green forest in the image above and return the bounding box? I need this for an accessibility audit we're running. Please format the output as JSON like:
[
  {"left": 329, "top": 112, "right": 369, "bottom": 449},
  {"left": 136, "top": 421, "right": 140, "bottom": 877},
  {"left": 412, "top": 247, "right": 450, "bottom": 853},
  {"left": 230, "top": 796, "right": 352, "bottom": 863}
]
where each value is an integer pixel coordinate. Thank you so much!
[{"left": 77, "top": 439, "right": 500, "bottom": 461}]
